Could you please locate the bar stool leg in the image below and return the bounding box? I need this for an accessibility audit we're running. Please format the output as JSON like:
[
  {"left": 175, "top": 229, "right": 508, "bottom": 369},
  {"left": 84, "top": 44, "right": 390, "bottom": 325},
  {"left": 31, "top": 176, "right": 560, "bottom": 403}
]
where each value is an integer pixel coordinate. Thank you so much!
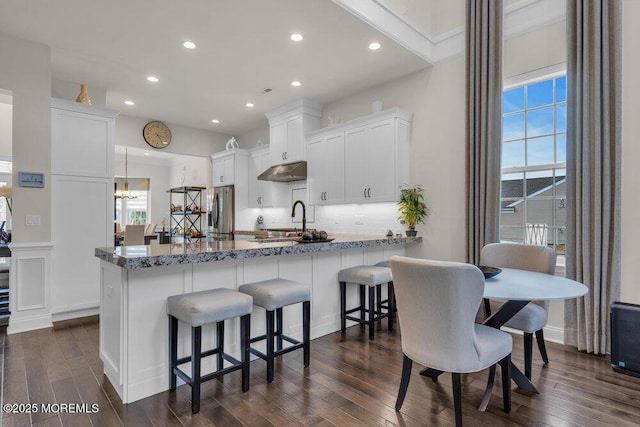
[
  {"left": 266, "top": 310, "right": 275, "bottom": 383},
  {"left": 216, "top": 321, "right": 224, "bottom": 370},
  {"left": 169, "top": 316, "right": 178, "bottom": 391},
  {"left": 340, "top": 281, "right": 346, "bottom": 331},
  {"left": 240, "top": 314, "right": 251, "bottom": 392},
  {"left": 359, "top": 285, "right": 366, "bottom": 327},
  {"left": 191, "top": 326, "right": 202, "bottom": 414},
  {"left": 376, "top": 284, "right": 382, "bottom": 322},
  {"left": 276, "top": 307, "right": 283, "bottom": 351},
  {"left": 388, "top": 282, "right": 395, "bottom": 332},
  {"left": 303, "top": 301, "right": 311, "bottom": 367},
  {"left": 368, "top": 286, "right": 375, "bottom": 340}
]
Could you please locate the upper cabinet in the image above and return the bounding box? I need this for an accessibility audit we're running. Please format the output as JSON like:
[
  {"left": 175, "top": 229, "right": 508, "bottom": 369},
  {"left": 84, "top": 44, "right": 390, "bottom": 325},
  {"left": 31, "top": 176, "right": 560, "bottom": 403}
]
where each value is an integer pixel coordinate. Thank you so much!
[
  {"left": 51, "top": 99, "right": 119, "bottom": 178},
  {"left": 211, "top": 148, "right": 249, "bottom": 187},
  {"left": 248, "top": 146, "right": 273, "bottom": 208},
  {"left": 266, "top": 99, "right": 323, "bottom": 166},
  {"left": 306, "top": 108, "right": 412, "bottom": 205},
  {"left": 307, "top": 131, "right": 345, "bottom": 205}
]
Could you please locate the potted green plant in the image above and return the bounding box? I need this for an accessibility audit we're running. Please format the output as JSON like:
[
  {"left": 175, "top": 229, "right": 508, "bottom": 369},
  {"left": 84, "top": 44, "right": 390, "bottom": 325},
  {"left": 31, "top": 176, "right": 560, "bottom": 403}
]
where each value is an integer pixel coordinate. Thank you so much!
[{"left": 397, "top": 185, "right": 429, "bottom": 237}]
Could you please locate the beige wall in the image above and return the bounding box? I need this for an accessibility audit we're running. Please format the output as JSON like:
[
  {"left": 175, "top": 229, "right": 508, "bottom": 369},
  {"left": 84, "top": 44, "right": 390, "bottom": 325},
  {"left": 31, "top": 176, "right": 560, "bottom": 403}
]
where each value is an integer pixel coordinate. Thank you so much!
[
  {"left": 236, "top": 123, "right": 270, "bottom": 151},
  {"left": 621, "top": 0, "right": 640, "bottom": 303},
  {"left": 503, "top": 19, "right": 566, "bottom": 79},
  {"left": 0, "top": 32, "right": 51, "bottom": 243},
  {"left": 114, "top": 114, "right": 230, "bottom": 159}
]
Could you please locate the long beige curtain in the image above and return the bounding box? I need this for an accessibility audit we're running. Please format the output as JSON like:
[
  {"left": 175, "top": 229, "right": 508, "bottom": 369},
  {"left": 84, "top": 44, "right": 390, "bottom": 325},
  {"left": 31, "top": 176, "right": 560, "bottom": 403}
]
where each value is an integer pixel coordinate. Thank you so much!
[
  {"left": 565, "top": 0, "right": 622, "bottom": 354},
  {"left": 466, "top": 0, "right": 503, "bottom": 264}
]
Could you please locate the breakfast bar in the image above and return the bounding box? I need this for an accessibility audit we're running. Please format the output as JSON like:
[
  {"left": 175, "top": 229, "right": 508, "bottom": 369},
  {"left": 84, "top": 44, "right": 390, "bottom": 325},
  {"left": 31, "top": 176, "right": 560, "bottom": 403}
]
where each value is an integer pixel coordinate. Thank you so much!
[{"left": 95, "top": 234, "right": 421, "bottom": 403}]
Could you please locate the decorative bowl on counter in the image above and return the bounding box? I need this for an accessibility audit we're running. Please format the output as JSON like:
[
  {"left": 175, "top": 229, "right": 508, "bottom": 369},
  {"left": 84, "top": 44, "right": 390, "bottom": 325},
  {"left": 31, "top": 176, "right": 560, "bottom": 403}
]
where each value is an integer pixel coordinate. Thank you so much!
[
  {"left": 295, "top": 238, "right": 335, "bottom": 244},
  {"left": 475, "top": 265, "right": 502, "bottom": 279}
]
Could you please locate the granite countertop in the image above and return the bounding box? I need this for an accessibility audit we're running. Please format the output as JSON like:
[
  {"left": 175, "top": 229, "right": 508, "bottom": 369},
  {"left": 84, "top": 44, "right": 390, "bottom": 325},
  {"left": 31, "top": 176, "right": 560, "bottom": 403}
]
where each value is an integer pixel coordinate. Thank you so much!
[{"left": 95, "top": 233, "right": 422, "bottom": 269}]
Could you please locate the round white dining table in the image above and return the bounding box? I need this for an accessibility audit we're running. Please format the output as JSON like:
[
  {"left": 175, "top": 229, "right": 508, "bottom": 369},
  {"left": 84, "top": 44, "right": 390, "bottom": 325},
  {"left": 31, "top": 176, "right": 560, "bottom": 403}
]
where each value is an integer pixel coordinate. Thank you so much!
[
  {"left": 422, "top": 266, "right": 588, "bottom": 406},
  {"left": 480, "top": 267, "right": 588, "bottom": 398},
  {"left": 483, "top": 267, "right": 588, "bottom": 301}
]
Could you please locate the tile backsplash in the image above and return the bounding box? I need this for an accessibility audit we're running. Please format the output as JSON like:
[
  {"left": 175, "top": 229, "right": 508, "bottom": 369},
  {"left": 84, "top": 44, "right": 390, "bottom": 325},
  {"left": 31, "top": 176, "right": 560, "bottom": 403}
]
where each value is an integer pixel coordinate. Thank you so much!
[{"left": 244, "top": 202, "right": 404, "bottom": 236}]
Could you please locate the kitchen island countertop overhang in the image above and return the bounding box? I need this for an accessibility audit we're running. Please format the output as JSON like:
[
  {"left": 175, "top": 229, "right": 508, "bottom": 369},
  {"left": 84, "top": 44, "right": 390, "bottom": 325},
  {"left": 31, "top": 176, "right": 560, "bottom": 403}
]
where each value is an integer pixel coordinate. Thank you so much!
[{"left": 95, "top": 233, "right": 422, "bottom": 269}]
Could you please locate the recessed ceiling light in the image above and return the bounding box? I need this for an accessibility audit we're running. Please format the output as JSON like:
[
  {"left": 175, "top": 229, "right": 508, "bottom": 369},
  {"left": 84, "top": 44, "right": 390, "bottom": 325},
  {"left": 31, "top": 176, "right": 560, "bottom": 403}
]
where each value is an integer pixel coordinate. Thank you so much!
[
  {"left": 290, "top": 33, "right": 303, "bottom": 42},
  {"left": 183, "top": 41, "right": 196, "bottom": 49},
  {"left": 246, "top": 102, "right": 255, "bottom": 108},
  {"left": 143, "top": 152, "right": 150, "bottom": 156},
  {"left": 124, "top": 100, "right": 135, "bottom": 106},
  {"left": 211, "top": 119, "right": 220, "bottom": 124},
  {"left": 291, "top": 81, "right": 301, "bottom": 87},
  {"left": 368, "top": 42, "right": 381, "bottom": 50},
  {"left": 147, "top": 76, "right": 159, "bottom": 83}
]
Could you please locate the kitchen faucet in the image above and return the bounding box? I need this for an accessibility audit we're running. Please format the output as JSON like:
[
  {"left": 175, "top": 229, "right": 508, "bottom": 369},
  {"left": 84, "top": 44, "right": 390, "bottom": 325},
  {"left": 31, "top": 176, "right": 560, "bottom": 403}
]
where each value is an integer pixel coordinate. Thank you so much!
[{"left": 291, "top": 200, "right": 306, "bottom": 234}]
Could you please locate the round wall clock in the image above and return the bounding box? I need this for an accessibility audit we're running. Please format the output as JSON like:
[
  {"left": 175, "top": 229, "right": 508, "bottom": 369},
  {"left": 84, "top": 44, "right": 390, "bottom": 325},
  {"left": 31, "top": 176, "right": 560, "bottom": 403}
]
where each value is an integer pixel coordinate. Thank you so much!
[{"left": 143, "top": 121, "right": 172, "bottom": 149}]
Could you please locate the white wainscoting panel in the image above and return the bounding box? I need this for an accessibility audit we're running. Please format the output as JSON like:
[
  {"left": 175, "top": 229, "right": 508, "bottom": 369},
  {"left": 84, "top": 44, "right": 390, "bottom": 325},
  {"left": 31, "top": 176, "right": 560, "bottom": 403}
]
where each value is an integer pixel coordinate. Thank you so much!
[{"left": 8, "top": 243, "right": 53, "bottom": 334}]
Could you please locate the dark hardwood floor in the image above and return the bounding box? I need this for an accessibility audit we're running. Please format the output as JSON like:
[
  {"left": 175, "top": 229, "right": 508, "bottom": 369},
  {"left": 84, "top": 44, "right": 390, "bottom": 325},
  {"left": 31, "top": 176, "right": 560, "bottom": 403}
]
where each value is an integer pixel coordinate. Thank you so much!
[{"left": 2, "top": 316, "right": 640, "bottom": 426}]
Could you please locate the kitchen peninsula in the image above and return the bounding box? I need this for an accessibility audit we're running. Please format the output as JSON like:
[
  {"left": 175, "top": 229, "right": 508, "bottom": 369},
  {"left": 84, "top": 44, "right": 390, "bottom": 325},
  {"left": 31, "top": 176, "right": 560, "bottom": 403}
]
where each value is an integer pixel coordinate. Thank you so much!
[{"left": 95, "top": 234, "right": 421, "bottom": 403}]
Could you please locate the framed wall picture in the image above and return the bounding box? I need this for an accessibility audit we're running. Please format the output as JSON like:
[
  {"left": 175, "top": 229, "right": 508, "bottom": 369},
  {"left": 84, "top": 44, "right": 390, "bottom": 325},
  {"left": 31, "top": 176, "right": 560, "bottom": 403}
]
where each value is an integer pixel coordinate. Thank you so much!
[{"left": 19, "top": 172, "right": 45, "bottom": 188}]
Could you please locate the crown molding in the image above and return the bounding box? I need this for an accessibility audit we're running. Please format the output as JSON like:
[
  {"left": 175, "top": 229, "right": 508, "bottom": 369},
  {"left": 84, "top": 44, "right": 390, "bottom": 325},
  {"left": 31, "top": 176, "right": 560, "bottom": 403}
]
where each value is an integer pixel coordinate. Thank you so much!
[{"left": 333, "top": 0, "right": 566, "bottom": 65}]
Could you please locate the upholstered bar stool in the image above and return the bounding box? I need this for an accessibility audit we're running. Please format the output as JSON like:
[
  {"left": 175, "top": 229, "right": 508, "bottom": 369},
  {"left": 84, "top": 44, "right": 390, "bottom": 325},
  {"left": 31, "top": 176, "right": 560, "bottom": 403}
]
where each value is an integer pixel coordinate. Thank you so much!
[
  {"left": 239, "top": 278, "right": 311, "bottom": 383},
  {"left": 339, "top": 265, "right": 395, "bottom": 340},
  {"left": 167, "top": 288, "right": 252, "bottom": 413}
]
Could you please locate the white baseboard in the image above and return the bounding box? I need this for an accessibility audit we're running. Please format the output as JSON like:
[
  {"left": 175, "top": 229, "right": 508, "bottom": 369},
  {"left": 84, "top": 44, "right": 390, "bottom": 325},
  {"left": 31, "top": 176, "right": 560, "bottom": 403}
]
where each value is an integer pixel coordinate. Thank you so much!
[
  {"left": 7, "top": 314, "right": 53, "bottom": 334},
  {"left": 52, "top": 307, "right": 99, "bottom": 322}
]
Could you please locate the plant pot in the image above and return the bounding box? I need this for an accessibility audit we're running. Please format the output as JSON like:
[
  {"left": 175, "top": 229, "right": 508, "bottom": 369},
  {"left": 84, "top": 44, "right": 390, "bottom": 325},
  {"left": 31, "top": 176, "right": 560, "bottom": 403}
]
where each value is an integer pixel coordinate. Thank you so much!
[{"left": 405, "top": 230, "right": 418, "bottom": 237}]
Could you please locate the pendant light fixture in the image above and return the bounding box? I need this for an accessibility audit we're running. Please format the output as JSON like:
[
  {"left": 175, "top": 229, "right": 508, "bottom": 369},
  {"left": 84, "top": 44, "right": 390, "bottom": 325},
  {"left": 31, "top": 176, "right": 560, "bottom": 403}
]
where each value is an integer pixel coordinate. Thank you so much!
[{"left": 114, "top": 148, "right": 138, "bottom": 199}]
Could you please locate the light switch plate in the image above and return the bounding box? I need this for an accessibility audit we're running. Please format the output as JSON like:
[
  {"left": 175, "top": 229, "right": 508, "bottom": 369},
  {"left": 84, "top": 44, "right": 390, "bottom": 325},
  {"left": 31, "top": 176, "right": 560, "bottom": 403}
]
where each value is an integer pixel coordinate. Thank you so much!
[{"left": 25, "top": 214, "right": 40, "bottom": 226}]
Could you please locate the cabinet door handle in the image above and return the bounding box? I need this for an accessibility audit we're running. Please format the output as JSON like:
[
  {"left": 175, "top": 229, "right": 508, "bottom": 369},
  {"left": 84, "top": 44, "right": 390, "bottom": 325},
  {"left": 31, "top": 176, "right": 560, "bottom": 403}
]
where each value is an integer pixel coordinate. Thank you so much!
[
  {"left": 367, "top": 188, "right": 371, "bottom": 198},
  {"left": 284, "top": 151, "right": 288, "bottom": 160},
  {"left": 282, "top": 152, "right": 285, "bottom": 160},
  {"left": 220, "top": 176, "right": 224, "bottom": 183},
  {"left": 363, "top": 188, "right": 367, "bottom": 198},
  {"left": 324, "top": 192, "right": 327, "bottom": 200}
]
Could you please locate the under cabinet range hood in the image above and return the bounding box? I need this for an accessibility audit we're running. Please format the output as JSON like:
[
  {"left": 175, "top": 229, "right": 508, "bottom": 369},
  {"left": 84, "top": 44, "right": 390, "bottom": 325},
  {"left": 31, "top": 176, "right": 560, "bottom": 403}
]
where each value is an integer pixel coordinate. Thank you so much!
[{"left": 257, "top": 161, "right": 307, "bottom": 182}]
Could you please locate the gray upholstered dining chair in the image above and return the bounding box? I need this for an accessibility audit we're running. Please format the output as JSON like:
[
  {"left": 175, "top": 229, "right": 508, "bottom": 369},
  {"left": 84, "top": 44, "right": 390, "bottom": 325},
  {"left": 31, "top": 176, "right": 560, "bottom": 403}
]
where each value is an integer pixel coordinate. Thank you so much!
[
  {"left": 480, "top": 242, "right": 557, "bottom": 380},
  {"left": 390, "top": 256, "right": 512, "bottom": 427},
  {"left": 123, "top": 224, "right": 145, "bottom": 246}
]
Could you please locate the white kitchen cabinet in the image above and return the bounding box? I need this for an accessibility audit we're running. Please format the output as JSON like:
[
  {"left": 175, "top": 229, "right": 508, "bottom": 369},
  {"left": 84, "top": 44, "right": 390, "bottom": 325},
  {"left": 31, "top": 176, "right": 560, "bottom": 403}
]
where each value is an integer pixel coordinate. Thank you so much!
[
  {"left": 307, "top": 132, "right": 345, "bottom": 205},
  {"left": 266, "top": 99, "right": 322, "bottom": 166},
  {"left": 248, "top": 146, "right": 273, "bottom": 208},
  {"left": 306, "top": 107, "right": 412, "bottom": 205},
  {"left": 211, "top": 149, "right": 249, "bottom": 188},
  {"left": 211, "top": 152, "right": 235, "bottom": 186},
  {"left": 50, "top": 98, "right": 119, "bottom": 318},
  {"left": 345, "top": 118, "right": 399, "bottom": 203}
]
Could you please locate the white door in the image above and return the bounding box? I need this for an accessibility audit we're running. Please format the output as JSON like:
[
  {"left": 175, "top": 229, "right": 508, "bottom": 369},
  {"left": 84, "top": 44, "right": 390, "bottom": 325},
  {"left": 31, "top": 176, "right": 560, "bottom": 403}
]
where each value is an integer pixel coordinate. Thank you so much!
[
  {"left": 324, "top": 132, "right": 345, "bottom": 204},
  {"left": 368, "top": 119, "right": 396, "bottom": 202},
  {"left": 270, "top": 121, "right": 286, "bottom": 165},
  {"left": 344, "top": 126, "right": 370, "bottom": 203},
  {"left": 307, "top": 136, "right": 326, "bottom": 205},
  {"left": 285, "top": 115, "right": 303, "bottom": 162}
]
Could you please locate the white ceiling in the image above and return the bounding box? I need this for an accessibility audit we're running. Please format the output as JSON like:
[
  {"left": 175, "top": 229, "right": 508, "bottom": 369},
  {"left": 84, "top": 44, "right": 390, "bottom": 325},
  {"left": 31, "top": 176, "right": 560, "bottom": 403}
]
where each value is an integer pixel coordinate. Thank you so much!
[{"left": 0, "top": 0, "right": 429, "bottom": 136}]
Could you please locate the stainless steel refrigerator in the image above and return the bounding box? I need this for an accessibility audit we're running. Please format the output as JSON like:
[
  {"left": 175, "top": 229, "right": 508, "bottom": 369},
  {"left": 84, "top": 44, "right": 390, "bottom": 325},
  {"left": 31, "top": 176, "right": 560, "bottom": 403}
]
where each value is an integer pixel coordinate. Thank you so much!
[{"left": 207, "top": 186, "right": 234, "bottom": 240}]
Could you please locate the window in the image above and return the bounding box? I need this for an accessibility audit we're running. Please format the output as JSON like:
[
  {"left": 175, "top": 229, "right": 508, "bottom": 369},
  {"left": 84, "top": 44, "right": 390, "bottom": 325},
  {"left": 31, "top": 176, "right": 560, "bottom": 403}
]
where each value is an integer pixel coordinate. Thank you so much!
[
  {"left": 115, "top": 191, "right": 149, "bottom": 228},
  {"left": 500, "top": 71, "right": 567, "bottom": 259}
]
